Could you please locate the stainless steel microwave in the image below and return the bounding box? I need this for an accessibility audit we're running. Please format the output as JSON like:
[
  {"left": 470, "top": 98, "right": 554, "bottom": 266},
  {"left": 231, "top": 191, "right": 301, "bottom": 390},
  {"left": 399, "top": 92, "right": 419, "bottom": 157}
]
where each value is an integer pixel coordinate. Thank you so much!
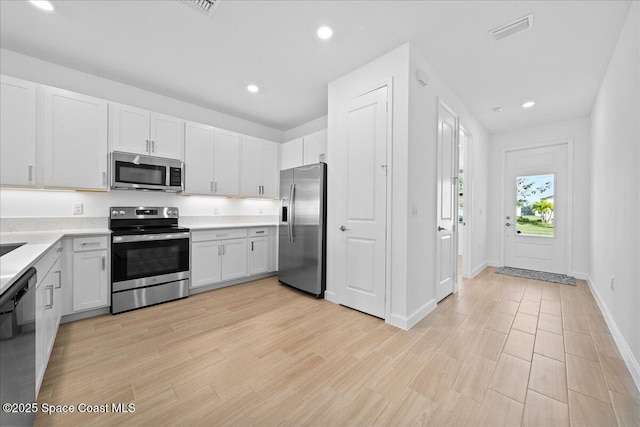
[{"left": 110, "top": 152, "right": 183, "bottom": 192}]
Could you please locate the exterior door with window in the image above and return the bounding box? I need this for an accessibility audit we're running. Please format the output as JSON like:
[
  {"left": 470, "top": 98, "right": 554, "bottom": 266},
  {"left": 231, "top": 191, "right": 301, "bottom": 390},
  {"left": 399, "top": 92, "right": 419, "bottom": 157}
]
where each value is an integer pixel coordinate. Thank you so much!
[{"left": 504, "top": 144, "right": 568, "bottom": 274}]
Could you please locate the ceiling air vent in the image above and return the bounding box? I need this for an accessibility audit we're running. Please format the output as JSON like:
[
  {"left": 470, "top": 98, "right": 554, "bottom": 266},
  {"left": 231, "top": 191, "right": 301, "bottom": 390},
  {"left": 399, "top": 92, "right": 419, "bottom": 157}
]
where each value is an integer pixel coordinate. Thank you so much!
[
  {"left": 181, "top": 0, "right": 220, "bottom": 19},
  {"left": 490, "top": 14, "right": 533, "bottom": 41}
]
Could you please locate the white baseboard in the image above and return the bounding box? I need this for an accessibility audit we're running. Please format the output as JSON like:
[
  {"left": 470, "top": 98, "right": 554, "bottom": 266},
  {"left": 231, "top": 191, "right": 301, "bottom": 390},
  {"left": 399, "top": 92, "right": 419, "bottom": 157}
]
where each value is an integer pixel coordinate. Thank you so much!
[
  {"left": 324, "top": 290, "right": 338, "bottom": 304},
  {"left": 572, "top": 271, "right": 588, "bottom": 280},
  {"left": 487, "top": 260, "right": 501, "bottom": 268},
  {"left": 386, "top": 299, "right": 437, "bottom": 331},
  {"left": 471, "top": 261, "right": 489, "bottom": 278},
  {"left": 585, "top": 275, "right": 640, "bottom": 393}
]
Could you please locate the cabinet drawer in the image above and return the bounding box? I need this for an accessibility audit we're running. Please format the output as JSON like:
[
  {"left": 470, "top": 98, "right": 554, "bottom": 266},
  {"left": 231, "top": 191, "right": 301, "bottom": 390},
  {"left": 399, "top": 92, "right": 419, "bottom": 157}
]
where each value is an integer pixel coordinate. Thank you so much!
[
  {"left": 73, "top": 236, "right": 108, "bottom": 252},
  {"left": 249, "top": 227, "right": 269, "bottom": 237},
  {"left": 35, "top": 241, "right": 62, "bottom": 279},
  {"left": 192, "top": 228, "right": 247, "bottom": 242}
]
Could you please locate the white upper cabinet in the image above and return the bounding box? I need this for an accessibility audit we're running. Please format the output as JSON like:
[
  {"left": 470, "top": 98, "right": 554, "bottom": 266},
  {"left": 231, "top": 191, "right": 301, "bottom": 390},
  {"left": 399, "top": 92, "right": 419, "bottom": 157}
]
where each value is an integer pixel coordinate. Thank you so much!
[
  {"left": 241, "top": 136, "right": 262, "bottom": 198},
  {"left": 279, "top": 129, "right": 327, "bottom": 171},
  {"left": 110, "top": 103, "right": 184, "bottom": 160},
  {"left": 303, "top": 129, "right": 327, "bottom": 165},
  {"left": 43, "top": 87, "right": 108, "bottom": 190},
  {"left": 0, "top": 75, "right": 37, "bottom": 187},
  {"left": 184, "top": 121, "right": 215, "bottom": 195},
  {"left": 241, "top": 136, "right": 278, "bottom": 198},
  {"left": 214, "top": 128, "right": 241, "bottom": 196},
  {"left": 279, "top": 137, "right": 302, "bottom": 171},
  {"left": 150, "top": 112, "right": 184, "bottom": 159},
  {"left": 184, "top": 123, "right": 241, "bottom": 196},
  {"left": 261, "top": 141, "right": 278, "bottom": 198}
]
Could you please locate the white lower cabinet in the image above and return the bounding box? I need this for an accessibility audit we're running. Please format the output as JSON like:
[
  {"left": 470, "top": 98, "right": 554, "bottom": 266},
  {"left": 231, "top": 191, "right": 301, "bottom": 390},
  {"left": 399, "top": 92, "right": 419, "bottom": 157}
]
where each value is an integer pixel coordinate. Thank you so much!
[
  {"left": 220, "top": 238, "right": 248, "bottom": 281},
  {"left": 248, "top": 236, "right": 269, "bottom": 275},
  {"left": 35, "top": 243, "right": 62, "bottom": 395},
  {"left": 191, "top": 240, "right": 223, "bottom": 288},
  {"left": 191, "top": 230, "right": 248, "bottom": 288},
  {"left": 191, "top": 227, "right": 274, "bottom": 289},
  {"left": 71, "top": 236, "right": 109, "bottom": 312}
]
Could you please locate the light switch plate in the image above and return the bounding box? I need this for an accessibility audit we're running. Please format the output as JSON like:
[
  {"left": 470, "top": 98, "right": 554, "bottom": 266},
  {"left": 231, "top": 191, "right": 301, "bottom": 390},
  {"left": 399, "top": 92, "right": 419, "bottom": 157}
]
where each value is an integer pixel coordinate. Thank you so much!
[{"left": 73, "top": 203, "right": 83, "bottom": 215}]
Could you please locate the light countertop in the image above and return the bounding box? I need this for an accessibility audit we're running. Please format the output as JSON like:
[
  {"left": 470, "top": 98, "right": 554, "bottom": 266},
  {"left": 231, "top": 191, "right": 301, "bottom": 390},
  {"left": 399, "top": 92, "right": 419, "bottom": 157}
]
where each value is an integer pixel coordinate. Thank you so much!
[
  {"left": 187, "top": 223, "right": 278, "bottom": 231},
  {"left": 0, "top": 229, "right": 110, "bottom": 296}
]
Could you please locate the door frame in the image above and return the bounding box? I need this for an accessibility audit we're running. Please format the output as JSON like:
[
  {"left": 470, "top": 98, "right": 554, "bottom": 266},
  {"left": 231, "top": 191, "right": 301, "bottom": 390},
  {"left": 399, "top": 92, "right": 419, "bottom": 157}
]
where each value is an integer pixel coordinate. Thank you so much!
[
  {"left": 498, "top": 139, "right": 574, "bottom": 275},
  {"left": 332, "top": 77, "right": 394, "bottom": 321},
  {"left": 436, "top": 99, "right": 460, "bottom": 297},
  {"left": 459, "top": 125, "right": 473, "bottom": 280}
]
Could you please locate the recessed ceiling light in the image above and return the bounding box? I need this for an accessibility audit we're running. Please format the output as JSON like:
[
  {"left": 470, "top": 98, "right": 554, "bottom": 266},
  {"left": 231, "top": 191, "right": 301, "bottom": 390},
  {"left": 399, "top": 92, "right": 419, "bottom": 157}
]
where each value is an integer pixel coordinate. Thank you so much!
[
  {"left": 317, "top": 25, "right": 334, "bottom": 40},
  {"left": 247, "top": 84, "right": 259, "bottom": 93},
  {"left": 492, "top": 107, "right": 502, "bottom": 113},
  {"left": 29, "top": 0, "right": 55, "bottom": 11},
  {"left": 522, "top": 100, "right": 536, "bottom": 108}
]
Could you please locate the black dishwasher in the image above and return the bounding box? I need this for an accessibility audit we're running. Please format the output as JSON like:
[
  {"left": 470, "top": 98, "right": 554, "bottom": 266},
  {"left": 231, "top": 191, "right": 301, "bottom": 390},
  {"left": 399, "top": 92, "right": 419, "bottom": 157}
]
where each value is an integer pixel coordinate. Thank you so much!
[{"left": 0, "top": 267, "right": 37, "bottom": 427}]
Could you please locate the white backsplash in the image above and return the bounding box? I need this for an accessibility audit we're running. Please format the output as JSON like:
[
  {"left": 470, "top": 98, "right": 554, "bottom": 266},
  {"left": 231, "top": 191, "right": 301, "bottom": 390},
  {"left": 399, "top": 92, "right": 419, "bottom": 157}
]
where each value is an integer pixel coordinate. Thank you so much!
[{"left": 1, "top": 188, "right": 281, "bottom": 232}]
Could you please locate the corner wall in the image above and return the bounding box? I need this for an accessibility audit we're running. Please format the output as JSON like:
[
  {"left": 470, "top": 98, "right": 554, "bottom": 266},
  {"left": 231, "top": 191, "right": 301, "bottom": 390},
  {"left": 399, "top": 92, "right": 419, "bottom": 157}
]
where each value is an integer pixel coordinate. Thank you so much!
[
  {"left": 407, "top": 45, "right": 489, "bottom": 322},
  {"left": 589, "top": 2, "right": 640, "bottom": 385}
]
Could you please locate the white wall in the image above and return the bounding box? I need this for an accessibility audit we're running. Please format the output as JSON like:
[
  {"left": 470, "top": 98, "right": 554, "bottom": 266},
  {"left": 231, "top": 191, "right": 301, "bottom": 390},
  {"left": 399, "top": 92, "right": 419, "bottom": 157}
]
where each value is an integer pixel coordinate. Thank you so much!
[
  {"left": 0, "top": 49, "right": 285, "bottom": 142},
  {"left": 284, "top": 115, "right": 327, "bottom": 142},
  {"left": 0, "top": 188, "right": 279, "bottom": 219},
  {"left": 407, "top": 44, "right": 489, "bottom": 319},
  {"left": 486, "top": 117, "right": 591, "bottom": 277},
  {"left": 327, "top": 43, "right": 489, "bottom": 329},
  {"left": 589, "top": 1, "right": 640, "bottom": 380},
  {"left": 327, "top": 43, "right": 410, "bottom": 325}
]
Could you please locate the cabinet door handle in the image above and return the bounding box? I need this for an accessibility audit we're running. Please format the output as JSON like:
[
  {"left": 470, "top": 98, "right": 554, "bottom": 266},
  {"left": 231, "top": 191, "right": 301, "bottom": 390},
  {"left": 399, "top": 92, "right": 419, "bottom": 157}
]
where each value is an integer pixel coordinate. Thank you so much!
[
  {"left": 28, "top": 165, "right": 33, "bottom": 182},
  {"left": 151, "top": 140, "right": 155, "bottom": 153},
  {"left": 146, "top": 139, "right": 150, "bottom": 153},
  {"left": 57, "top": 247, "right": 63, "bottom": 253},
  {"left": 54, "top": 271, "right": 62, "bottom": 289},
  {"left": 210, "top": 181, "right": 214, "bottom": 192},
  {"left": 223, "top": 244, "right": 225, "bottom": 255},
  {"left": 81, "top": 242, "right": 100, "bottom": 247},
  {"left": 101, "top": 256, "right": 106, "bottom": 270},
  {"left": 218, "top": 245, "right": 222, "bottom": 256},
  {"left": 251, "top": 241, "right": 254, "bottom": 251},
  {"left": 255, "top": 230, "right": 265, "bottom": 234},
  {"left": 45, "top": 285, "right": 53, "bottom": 309},
  {"left": 214, "top": 181, "right": 218, "bottom": 193},
  {"left": 102, "top": 171, "right": 107, "bottom": 185}
]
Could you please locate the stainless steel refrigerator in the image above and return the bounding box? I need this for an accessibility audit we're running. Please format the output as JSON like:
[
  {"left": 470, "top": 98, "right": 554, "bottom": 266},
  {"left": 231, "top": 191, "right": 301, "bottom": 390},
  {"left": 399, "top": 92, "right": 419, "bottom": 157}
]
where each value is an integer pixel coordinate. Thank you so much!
[{"left": 279, "top": 163, "right": 327, "bottom": 297}]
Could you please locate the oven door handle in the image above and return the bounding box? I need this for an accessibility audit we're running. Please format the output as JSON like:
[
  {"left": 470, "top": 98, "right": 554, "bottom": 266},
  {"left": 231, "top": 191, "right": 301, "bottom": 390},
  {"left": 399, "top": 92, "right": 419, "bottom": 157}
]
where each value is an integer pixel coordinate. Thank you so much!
[{"left": 112, "top": 232, "right": 190, "bottom": 243}]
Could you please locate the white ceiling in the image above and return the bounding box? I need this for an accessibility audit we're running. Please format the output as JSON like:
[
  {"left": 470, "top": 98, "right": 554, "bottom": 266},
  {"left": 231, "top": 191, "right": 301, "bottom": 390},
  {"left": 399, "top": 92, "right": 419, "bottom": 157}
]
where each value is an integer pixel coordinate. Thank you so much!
[{"left": 0, "top": 0, "right": 631, "bottom": 134}]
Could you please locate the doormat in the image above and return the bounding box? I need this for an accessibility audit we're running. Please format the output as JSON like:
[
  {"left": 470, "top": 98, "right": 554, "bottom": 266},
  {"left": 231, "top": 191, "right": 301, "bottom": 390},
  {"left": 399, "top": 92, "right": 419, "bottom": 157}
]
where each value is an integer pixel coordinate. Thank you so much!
[{"left": 496, "top": 267, "right": 576, "bottom": 286}]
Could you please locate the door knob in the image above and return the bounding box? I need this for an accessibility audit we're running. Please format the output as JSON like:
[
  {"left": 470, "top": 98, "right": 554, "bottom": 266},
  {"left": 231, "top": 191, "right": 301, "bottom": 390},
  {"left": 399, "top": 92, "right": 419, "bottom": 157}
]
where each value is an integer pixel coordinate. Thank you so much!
[
  {"left": 506, "top": 216, "right": 511, "bottom": 220},
  {"left": 506, "top": 223, "right": 511, "bottom": 226},
  {"left": 437, "top": 226, "right": 446, "bottom": 231},
  {"left": 339, "top": 225, "right": 349, "bottom": 231}
]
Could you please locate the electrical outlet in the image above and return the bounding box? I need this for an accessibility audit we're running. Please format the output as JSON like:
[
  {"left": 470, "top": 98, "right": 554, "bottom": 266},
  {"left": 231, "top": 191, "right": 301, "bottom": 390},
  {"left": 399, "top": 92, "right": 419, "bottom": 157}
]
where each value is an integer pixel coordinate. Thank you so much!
[
  {"left": 73, "top": 203, "right": 83, "bottom": 215},
  {"left": 610, "top": 276, "right": 615, "bottom": 290}
]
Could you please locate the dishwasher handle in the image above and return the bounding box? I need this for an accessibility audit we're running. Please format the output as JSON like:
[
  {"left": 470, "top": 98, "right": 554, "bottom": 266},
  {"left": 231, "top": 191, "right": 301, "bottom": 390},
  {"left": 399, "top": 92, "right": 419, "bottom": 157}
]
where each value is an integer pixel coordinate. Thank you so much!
[{"left": 0, "top": 267, "right": 36, "bottom": 308}]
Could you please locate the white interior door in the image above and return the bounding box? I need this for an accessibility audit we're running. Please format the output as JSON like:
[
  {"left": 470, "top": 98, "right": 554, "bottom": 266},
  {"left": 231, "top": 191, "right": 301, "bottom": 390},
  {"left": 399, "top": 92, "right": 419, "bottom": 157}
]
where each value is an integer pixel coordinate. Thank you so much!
[
  {"left": 337, "top": 85, "right": 388, "bottom": 319},
  {"left": 436, "top": 101, "right": 459, "bottom": 302},
  {"left": 504, "top": 144, "right": 568, "bottom": 274}
]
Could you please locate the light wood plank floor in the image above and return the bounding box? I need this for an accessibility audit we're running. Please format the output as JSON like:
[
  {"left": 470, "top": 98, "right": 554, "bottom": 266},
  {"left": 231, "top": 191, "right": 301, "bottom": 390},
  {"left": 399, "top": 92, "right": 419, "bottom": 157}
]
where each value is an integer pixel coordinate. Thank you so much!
[{"left": 36, "top": 268, "right": 640, "bottom": 426}]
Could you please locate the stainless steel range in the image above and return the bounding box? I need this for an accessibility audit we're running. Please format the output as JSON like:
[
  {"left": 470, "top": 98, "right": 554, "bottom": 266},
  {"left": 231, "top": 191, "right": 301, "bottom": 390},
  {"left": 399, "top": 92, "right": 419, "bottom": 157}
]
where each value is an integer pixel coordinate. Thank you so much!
[{"left": 109, "top": 207, "right": 190, "bottom": 314}]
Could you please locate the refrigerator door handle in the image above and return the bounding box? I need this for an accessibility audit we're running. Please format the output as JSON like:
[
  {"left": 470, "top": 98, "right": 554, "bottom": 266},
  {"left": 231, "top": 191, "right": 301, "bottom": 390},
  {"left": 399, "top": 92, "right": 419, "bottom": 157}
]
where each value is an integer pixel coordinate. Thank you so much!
[{"left": 289, "top": 183, "right": 295, "bottom": 243}]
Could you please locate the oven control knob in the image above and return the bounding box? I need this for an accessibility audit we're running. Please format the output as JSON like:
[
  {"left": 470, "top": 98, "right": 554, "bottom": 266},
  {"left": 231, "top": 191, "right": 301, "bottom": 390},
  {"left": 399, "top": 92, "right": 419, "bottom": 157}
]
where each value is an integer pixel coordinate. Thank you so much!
[
  {"left": 169, "top": 210, "right": 176, "bottom": 215},
  {"left": 112, "top": 210, "right": 118, "bottom": 216},
  {"left": 119, "top": 210, "right": 126, "bottom": 215}
]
